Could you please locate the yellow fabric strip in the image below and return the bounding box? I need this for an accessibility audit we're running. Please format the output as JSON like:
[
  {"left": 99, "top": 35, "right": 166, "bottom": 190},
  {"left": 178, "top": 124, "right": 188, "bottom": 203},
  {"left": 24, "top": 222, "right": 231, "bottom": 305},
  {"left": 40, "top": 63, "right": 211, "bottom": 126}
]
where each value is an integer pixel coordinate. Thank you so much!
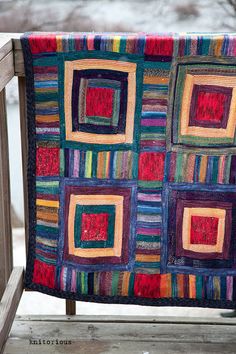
[{"left": 36, "top": 199, "right": 59, "bottom": 208}]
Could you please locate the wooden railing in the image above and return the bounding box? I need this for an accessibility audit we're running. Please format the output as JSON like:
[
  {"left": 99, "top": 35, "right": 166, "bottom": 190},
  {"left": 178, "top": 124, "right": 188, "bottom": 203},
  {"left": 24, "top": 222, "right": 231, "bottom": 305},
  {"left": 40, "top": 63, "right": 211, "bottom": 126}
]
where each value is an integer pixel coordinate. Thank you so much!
[
  {"left": 0, "top": 34, "right": 15, "bottom": 300},
  {"left": 0, "top": 33, "right": 75, "bottom": 352}
]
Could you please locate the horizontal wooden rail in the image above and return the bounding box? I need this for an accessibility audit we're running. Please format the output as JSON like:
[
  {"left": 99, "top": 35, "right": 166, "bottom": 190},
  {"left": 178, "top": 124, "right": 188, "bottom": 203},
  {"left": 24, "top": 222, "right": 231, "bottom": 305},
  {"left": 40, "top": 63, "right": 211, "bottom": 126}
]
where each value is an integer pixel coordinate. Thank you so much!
[
  {"left": 13, "top": 314, "right": 236, "bottom": 325},
  {"left": 0, "top": 34, "right": 15, "bottom": 89},
  {"left": 0, "top": 34, "right": 23, "bottom": 82}
]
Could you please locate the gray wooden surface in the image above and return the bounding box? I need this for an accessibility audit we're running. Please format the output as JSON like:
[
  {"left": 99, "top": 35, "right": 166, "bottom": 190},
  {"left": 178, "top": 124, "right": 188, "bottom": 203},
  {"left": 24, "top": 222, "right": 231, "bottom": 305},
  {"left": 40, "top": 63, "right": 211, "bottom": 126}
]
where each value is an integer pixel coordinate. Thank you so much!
[
  {"left": 3, "top": 315, "right": 236, "bottom": 354},
  {"left": 0, "top": 34, "right": 14, "bottom": 90},
  {"left": 18, "top": 77, "right": 29, "bottom": 257},
  {"left": 0, "top": 88, "right": 13, "bottom": 299},
  {"left": 0, "top": 34, "right": 18, "bottom": 299},
  {"left": 0, "top": 268, "right": 24, "bottom": 354}
]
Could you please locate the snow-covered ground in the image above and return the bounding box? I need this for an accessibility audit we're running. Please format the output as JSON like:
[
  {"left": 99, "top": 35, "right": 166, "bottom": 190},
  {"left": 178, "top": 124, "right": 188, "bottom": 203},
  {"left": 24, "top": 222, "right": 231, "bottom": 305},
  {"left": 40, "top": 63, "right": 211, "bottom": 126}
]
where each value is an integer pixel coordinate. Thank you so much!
[{"left": 5, "top": 0, "right": 234, "bottom": 316}]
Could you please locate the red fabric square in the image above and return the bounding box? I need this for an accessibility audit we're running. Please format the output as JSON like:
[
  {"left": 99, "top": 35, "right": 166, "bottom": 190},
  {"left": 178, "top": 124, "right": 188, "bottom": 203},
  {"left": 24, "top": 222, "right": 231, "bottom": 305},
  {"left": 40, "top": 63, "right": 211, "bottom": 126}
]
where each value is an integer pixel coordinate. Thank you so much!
[
  {"left": 195, "top": 91, "right": 228, "bottom": 123},
  {"left": 29, "top": 34, "right": 57, "bottom": 54},
  {"left": 138, "top": 152, "right": 165, "bottom": 181},
  {"left": 36, "top": 147, "right": 60, "bottom": 176},
  {"left": 32, "top": 260, "right": 55, "bottom": 289},
  {"left": 190, "top": 215, "right": 219, "bottom": 245},
  {"left": 145, "top": 35, "right": 173, "bottom": 57},
  {"left": 85, "top": 87, "right": 114, "bottom": 118},
  {"left": 81, "top": 213, "right": 109, "bottom": 241},
  {"left": 134, "top": 274, "right": 161, "bottom": 298}
]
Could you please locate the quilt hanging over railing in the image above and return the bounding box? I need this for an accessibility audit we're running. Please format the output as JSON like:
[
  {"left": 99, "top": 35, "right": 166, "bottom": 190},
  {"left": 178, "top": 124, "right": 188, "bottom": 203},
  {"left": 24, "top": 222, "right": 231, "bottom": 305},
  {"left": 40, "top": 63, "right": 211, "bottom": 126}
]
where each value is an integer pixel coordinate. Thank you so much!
[{"left": 22, "top": 32, "right": 236, "bottom": 308}]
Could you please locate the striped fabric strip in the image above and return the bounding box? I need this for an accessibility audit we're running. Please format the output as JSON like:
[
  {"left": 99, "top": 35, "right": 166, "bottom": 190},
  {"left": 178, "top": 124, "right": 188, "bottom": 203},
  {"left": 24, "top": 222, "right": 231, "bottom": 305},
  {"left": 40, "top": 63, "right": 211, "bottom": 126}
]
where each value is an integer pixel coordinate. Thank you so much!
[
  {"left": 134, "top": 189, "right": 162, "bottom": 272},
  {"left": 57, "top": 268, "right": 236, "bottom": 301},
  {"left": 167, "top": 152, "right": 233, "bottom": 184},
  {"left": 34, "top": 59, "right": 59, "bottom": 141},
  {"left": 63, "top": 149, "right": 138, "bottom": 180},
  {"left": 35, "top": 179, "right": 59, "bottom": 265},
  {"left": 140, "top": 62, "right": 170, "bottom": 149},
  {"left": 33, "top": 32, "right": 236, "bottom": 57}
]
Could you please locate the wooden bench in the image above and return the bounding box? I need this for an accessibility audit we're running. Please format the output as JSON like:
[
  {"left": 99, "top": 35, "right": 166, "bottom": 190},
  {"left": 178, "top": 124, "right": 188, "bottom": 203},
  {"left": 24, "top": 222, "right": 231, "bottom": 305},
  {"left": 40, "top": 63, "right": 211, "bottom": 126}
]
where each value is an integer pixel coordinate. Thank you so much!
[{"left": 0, "top": 33, "right": 236, "bottom": 354}]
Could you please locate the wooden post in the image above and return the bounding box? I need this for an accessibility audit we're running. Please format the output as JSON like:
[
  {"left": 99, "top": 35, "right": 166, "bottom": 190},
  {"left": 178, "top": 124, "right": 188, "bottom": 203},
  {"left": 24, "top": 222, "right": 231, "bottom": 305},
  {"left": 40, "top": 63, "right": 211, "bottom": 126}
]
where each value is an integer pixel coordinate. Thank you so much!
[
  {"left": 18, "top": 77, "right": 29, "bottom": 257},
  {"left": 0, "top": 88, "right": 13, "bottom": 299},
  {"left": 66, "top": 300, "right": 76, "bottom": 316}
]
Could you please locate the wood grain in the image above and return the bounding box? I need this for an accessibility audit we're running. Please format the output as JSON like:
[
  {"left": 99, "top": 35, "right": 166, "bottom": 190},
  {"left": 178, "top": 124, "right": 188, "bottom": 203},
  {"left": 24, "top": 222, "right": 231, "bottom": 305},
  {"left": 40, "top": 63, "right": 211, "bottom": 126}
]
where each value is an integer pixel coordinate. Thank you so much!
[
  {"left": 0, "top": 33, "right": 13, "bottom": 61},
  {"left": 0, "top": 52, "right": 14, "bottom": 91},
  {"left": 65, "top": 300, "right": 76, "bottom": 316},
  {"left": 4, "top": 315, "right": 236, "bottom": 354},
  {"left": 0, "top": 34, "right": 15, "bottom": 88},
  {"left": 0, "top": 267, "right": 24, "bottom": 354},
  {"left": 18, "top": 77, "right": 29, "bottom": 257},
  {"left": 4, "top": 339, "right": 236, "bottom": 354},
  {"left": 7, "top": 319, "right": 236, "bottom": 343},
  {"left": 0, "top": 35, "right": 24, "bottom": 77},
  {"left": 14, "top": 48, "right": 24, "bottom": 77},
  {"left": 14, "top": 314, "right": 236, "bottom": 325},
  {"left": 11, "top": 37, "right": 24, "bottom": 77},
  {"left": 0, "top": 89, "right": 13, "bottom": 299}
]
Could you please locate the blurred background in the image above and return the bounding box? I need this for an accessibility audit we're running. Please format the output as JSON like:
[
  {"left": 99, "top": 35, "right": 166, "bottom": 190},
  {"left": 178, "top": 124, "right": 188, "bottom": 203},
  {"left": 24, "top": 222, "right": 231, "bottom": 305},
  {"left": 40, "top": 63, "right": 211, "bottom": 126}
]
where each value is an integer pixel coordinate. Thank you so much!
[
  {"left": 1, "top": 0, "right": 235, "bottom": 316},
  {"left": 1, "top": 0, "right": 236, "bottom": 34}
]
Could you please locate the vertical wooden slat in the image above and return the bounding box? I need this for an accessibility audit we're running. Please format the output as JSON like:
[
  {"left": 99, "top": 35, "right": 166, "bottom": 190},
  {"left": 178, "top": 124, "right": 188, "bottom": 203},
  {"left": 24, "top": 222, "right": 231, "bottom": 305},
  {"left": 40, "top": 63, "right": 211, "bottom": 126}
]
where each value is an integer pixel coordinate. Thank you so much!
[
  {"left": 0, "top": 88, "right": 13, "bottom": 299},
  {"left": 0, "top": 267, "right": 23, "bottom": 353},
  {"left": 18, "top": 77, "right": 29, "bottom": 257},
  {"left": 66, "top": 300, "right": 76, "bottom": 316}
]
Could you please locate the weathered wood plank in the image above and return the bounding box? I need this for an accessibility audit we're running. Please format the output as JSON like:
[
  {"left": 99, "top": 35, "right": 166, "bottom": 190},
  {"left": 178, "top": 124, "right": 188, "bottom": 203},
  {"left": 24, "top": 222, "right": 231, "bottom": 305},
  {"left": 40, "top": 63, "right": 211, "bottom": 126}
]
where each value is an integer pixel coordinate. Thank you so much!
[
  {"left": 14, "top": 314, "right": 236, "bottom": 325},
  {"left": 18, "top": 77, "right": 29, "bottom": 257},
  {"left": 7, "top": 319, "right": 236, "bottom": 343},
  {"left": 14, "top": 47, "right": 24, "bottom": 77},
  {"left": 0, "top": 34, "right": 23, "bottom": 77},
  {"left": 65, "top": 300, "right": 76, "bottom": 316},
  {"left": 0, "top": 89, "right": 13, "bottom": 298},
  {"left": 4, "top": 316, "right": 236, "bottom": 354},
  {"left": 4, "top": 338, "right": 236, "bottom": 354},
  {"left": 0, "top": 34, "right": 13, "bottom": 62},
  {"left": 12, "top": 36, "right": 22, "bottom": 51},
  {"left": 0, "top": 267, "right": 24, "bottom": 354},
  {"left": 12, "top": 37, "right": 24, "bottom": 77},
  {"left": 0, "top": 34, "right": 16, "bottom": 88},
  {"left": 0, "top": 52, "right": 14, "bottom": 91}
]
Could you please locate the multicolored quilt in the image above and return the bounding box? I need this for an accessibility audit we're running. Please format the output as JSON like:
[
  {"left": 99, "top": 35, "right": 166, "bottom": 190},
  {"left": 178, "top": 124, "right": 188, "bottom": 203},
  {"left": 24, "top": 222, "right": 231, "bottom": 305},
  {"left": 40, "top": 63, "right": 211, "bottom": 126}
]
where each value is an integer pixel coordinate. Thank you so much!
[{"left": 22, "top": 32, "right": 236, "bottom": 308}]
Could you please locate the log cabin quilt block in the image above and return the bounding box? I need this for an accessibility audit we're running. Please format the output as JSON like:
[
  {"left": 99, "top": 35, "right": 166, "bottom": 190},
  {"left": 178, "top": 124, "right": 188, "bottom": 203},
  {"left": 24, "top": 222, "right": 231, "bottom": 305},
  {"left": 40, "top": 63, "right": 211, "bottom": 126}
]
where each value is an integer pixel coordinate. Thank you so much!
[{"left": 22, "top": 32, "right": 236, "bottom": 308}]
